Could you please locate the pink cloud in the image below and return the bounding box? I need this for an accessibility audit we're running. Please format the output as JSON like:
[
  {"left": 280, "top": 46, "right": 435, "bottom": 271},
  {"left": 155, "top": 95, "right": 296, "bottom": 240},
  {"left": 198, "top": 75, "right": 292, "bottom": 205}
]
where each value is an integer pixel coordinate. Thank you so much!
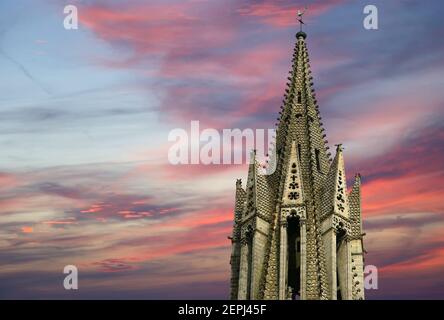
[
  {"left": 93, "top": 258, "right": 138, "bottom": 273},
  {"left": 363, "top": 172, "right": 444, "bottom": 216},
  {"left": 158, "top": 42, "right": 286, "bottom": 80},
  {"left": 80, "top": 1, "right": 236, "bottom": 59},
  {"left": 88, "top": 207, "right": 234, "bottom": 266},
  {"left": 80, "top": 203, "right": 108, "bottom": 214},
  {"left": 380, "top": 244, "right": 444, "bottom": 275},
  {"left": 238, "top": 0, "right": 348, "bottom": 27},
  {"left": 0, "top": 172, "right": 20, "bottom": 190}
]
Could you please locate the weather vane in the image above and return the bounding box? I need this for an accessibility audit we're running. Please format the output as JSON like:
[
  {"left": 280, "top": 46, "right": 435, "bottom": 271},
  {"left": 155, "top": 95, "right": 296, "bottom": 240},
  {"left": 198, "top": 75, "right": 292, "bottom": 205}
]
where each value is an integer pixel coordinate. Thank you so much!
[{"left": 297, "top": 6, "right": 308, "bottom": 31}]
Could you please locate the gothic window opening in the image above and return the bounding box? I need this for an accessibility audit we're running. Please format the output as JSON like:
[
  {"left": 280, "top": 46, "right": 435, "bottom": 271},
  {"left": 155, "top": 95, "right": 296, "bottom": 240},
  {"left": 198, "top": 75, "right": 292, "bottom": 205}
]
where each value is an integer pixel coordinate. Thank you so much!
[
  {"left": 297, "top": 91, "right": 301, "bottom": 104},
  {"left": 336, "top": 227, "right": 346, "bottom": 300},
  {"left": 297, "top": 144, "right": 301, "bottom": 161},
  {"left": 246, "top": 227, "right": 254, "bottom": 300},
  {"left": 315, "top": 149, "right": 321, "bottom": 171},
  {"left": 337, "top": 267, "right": 342, "bottom": 301},
  {"left": 287, "top": 215, "right": 301, "bottom": 300}
]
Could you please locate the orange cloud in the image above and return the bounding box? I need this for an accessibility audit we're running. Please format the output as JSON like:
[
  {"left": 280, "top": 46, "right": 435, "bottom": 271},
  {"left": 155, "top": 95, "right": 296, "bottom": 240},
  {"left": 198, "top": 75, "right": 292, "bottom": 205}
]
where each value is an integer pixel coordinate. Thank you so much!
[
  {"left": 42, "top": 218, "right": 77, "bottom": 226},
  {"left": 21, "top": 226, "right": 33, "bottom": 233}
]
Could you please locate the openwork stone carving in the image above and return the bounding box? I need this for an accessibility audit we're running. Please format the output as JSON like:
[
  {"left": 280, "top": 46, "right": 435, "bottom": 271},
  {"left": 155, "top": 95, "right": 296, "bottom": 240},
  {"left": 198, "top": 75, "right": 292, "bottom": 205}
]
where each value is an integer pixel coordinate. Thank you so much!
[
  {"left": 332, "top": 214, "right": 351, "bottom": 235},
  {"left": 336, "top": 170, "right": 346, "bottom": 213},
  {"left": 287, "top": 163, "right": 302, "bottom": 201},
  {"left": 240, "top": 224, "right": 255, "bottom": 246},
  {"left": 281, "top": 206, "right": 306, "bottom": 222}
]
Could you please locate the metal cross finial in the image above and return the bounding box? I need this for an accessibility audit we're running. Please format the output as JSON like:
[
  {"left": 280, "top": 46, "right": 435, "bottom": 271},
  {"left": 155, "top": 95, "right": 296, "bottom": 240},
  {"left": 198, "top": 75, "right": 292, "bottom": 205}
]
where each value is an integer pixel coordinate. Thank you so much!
[{"left": 297, "top": 6, "right": 308, "bottom": 31}]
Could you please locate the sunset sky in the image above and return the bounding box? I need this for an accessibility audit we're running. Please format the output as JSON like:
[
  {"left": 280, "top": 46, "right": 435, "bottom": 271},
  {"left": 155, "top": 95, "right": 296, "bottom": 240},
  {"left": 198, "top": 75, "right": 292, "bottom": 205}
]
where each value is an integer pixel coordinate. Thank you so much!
[{"left": 1, "top": 0, "right": 444, "bottom": 299}]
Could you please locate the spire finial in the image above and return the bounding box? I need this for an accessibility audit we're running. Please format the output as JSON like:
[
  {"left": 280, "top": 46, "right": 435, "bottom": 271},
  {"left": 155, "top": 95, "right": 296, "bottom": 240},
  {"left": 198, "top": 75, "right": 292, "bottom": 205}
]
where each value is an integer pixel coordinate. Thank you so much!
[{"left": 297, "top": 6, "right": 308, "bottom": 32}]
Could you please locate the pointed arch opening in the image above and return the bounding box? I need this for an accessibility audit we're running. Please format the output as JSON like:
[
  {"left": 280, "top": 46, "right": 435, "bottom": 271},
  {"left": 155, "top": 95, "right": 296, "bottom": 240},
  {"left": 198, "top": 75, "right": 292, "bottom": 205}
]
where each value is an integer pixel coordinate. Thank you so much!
[
  {"left": 336, "top": 226, "right": 346, "bottom": 300},
  {"left": 315, "top": 149, "right": 321, "bottom": 172},
  {"left": 246, "top": 227, "right": 254, "bottom": 299},
  {"left": 287, "top": 212, "right": 301, "bottom": 300}
]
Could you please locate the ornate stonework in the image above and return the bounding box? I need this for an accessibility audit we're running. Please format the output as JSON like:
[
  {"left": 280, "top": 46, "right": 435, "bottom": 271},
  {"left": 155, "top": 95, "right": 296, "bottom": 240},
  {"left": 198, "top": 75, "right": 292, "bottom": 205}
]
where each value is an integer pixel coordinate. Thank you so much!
[{"left": 229, "top": 28, "right": 365, "bottom": 300}]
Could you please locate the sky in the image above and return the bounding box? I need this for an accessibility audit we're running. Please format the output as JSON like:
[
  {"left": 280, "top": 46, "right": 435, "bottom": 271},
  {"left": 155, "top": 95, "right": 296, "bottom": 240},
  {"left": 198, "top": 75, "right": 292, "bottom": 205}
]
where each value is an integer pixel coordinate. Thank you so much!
[{"left": 0, "top": 0, "right": 443, "bottom": 299}]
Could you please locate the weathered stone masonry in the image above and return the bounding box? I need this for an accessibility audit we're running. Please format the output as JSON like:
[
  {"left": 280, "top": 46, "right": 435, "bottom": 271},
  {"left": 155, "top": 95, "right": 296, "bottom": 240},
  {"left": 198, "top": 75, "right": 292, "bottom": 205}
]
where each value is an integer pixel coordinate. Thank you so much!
[{"left": 229, "top": 30, "right": 365, "bottom": 300}]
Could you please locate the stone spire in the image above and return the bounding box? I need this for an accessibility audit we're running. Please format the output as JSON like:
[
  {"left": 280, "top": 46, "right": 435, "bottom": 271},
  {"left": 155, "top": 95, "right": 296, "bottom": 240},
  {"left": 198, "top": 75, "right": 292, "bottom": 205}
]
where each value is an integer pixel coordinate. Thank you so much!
[
  {"left": 349, "top": 173, "right": 363, "bottom": 238},
  {"left": 271, "top": 29, "right": 331, "bottom": 301},
  {"left": 229, "top": 178, "right": 244, "bottom": 299},
  {"left": 273, "top": 30, "right": 331, "bottom": 194},
  {"left": 230, "top": 21, "right": 365, "bottom": 300},
  {"left": 321, "top": 144, "right": 350, "bottom": 218},
  {"left": 244, "top": 150, "right": 258, "bottom": 215},
  {"left": 348, "top": 174, "right": 365, "bottom": 300}
]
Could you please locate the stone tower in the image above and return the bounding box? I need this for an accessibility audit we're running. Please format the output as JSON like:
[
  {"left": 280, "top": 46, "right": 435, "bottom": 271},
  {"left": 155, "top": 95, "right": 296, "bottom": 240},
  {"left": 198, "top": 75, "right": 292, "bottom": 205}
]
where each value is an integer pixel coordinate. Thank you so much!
[{"left": 229, "top": 29, "right": 365, "bottom": 300}]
